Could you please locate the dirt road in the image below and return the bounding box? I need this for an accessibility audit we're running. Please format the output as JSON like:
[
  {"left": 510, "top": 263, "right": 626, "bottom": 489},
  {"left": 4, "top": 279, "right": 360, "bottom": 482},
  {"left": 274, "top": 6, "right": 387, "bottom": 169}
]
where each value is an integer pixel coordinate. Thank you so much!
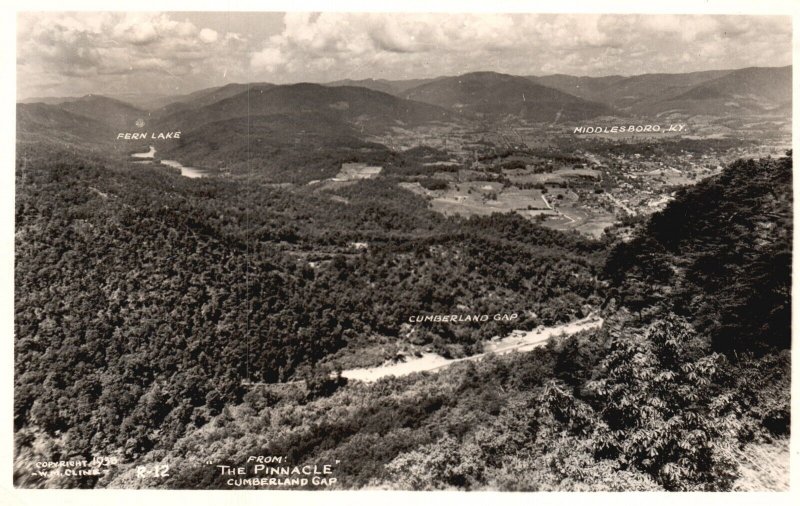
[{"left": 341, "top": 314, "right": 603, "bottom": 383}]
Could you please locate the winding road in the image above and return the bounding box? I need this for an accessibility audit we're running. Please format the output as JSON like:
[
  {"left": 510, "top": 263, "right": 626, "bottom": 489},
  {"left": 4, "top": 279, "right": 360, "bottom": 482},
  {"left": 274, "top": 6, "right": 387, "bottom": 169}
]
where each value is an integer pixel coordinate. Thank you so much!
[{"left": 341, "top": 314, "right": 603, "bottom": 383}]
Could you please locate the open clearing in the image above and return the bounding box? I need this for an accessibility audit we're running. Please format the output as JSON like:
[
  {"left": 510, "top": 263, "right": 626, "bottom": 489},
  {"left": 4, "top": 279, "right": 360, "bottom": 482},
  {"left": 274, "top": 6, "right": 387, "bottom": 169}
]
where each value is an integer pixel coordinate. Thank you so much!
[{"left": 402, "top": 180, "right": 550, "bottom": 218}]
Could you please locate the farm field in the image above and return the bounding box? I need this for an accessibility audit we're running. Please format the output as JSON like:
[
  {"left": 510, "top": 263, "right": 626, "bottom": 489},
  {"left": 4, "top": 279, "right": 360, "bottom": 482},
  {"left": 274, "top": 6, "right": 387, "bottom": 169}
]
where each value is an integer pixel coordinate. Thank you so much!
[{"left": 401, "top": 180, "right": 550, "bottom": 217}]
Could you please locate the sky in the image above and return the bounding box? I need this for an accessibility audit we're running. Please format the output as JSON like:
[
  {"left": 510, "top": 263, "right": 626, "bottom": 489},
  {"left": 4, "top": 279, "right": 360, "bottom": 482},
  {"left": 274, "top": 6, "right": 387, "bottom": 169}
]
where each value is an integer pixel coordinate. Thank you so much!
[{"left": 16, "top": 11, "right": 793, "bottom": 99}]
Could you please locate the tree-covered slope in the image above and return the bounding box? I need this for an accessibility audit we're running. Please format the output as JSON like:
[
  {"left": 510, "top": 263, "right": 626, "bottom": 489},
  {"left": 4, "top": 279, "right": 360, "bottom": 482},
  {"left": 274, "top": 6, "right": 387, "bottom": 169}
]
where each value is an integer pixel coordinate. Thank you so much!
[
  {"left": 92, "top": 152, "right": 791, "bottom": 491},
  {"left": 14, "top": 143, "right": 604, "bottom": 487},
  {"left": 605, "top": 152, "right": 792, "bottom": 355}
]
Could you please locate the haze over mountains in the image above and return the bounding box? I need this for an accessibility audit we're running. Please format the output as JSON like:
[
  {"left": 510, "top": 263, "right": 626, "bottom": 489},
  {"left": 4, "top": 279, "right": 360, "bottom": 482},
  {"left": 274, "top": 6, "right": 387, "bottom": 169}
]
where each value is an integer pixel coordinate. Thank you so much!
[
  {"left": 645, "top": 66, "right": 793, "bottom": 116},
  {"left": 17, "top": 65, "right": 791, "bottom": 151},
  {"left": 17, "top": 95, "right": 147, "bottom": 142},
  {"left": 16, "top": 102, "right": 113, "bottom": 146},
  {"left": 527, "top": 70, "right": 734, "bottom": 111}
]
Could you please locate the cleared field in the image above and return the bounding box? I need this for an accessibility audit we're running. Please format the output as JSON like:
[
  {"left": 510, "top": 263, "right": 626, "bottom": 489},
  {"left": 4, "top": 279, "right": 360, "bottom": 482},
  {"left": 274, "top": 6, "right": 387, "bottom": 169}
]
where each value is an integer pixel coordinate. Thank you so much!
[
  {"left": 644, "top": 168, "right": 697, "bottom": 186},
  {"left": 556, "top": 168, "right": 601, "bottom": 179},
  {"left": 505, "top": 173, "right": 553, "bottom": 185},
  {"left": 333, "top": 162, "right": 383, "bottom": 181},
  {"left": 540, "top": 204, "right": 616, "bottom": 239},
  {"left": 573, "top": 217, "right": 617, "bottom": 238},
  {"left": 403, "top": 180, "right": 551, "bottom": 217},
  {"left": 401, "top": 177, "right": 614, "bottom": 238},
  {"left": 505, "top": 167, "right": 599, "bottom": 185}
]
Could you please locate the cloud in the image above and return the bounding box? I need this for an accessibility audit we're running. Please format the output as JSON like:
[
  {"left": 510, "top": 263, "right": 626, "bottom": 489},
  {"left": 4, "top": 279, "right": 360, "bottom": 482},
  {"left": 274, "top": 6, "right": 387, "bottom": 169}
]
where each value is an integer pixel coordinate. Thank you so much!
[
  {"left": 199, "top": 28, "right": 218, "bottom": 44},
  {"left": 250, "top": 47, "right": 285, "bottom": 72},
  {"left": 17, "top": 12, "right": 246, "bottom": 97},
  {"left": 16, "top": 12, "right": 792, "bottom": 99},
  {"left": 248, "top": 13, "right": 791, "bottom": 82}
]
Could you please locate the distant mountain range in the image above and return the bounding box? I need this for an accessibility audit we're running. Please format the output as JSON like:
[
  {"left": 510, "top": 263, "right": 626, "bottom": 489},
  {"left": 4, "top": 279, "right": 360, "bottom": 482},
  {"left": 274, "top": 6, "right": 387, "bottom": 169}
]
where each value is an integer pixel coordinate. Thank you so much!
[
  {"left": 17, "top": 65, "right": 791, "bottom": 166},
  {"left": 22, "top": 65, "right": 789, "bottom": 121},
  {"left": 634, "top": 66, "right": 792, "bottom": 116},
  {"left": 17, "top": 83, "right": 452, "bottom": 147},
  {"left": 324, "top": 66, "right": 790, "bottom": 119},
  {"left": 153, "top": 83, "right": 453, "bottom": 133},
  {"left": 325, "top": 78, "right": 435, "bottom": 96},
  {"left": 526, "top": 66, "right": 791, "bottom": 116},
  {"left": 57, "top": 95, "right": 147, "bottom": 129},
  {"left": 18, "top": 94, "right": 146, "bottom": 136},
  {"left": 16, "top": 102, "right": 113, "bottom": 145},
  {"left": 528, "top": 70, "right": 729, "bottom": 110},
  {"left": 151, "top": 83, "right": 274, "bottom": 116},
  {"left": 401, "top": 71, "right": 614, "bottom": 121}
]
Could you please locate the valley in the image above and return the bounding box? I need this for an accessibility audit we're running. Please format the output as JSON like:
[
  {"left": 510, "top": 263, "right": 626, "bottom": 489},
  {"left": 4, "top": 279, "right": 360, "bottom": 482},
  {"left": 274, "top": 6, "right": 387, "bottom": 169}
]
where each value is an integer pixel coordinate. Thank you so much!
[
  {"left": 18, "top": 68, "right": 791, "bottom": 240},
  {"left": 13, "top": 62, "right": 793, "bottom": 492}
]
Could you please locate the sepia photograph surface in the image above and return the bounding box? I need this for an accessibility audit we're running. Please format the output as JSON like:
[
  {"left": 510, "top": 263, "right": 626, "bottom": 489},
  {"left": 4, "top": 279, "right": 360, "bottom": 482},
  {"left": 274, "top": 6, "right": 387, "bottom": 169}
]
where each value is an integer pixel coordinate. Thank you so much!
[{"left": 10, "top": 4, "right": 794, "bottom": 494}]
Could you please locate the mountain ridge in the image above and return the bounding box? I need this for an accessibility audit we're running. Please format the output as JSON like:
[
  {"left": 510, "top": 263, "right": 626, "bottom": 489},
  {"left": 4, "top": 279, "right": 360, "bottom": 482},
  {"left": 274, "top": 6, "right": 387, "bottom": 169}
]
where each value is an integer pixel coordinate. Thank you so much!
[{"left": 402, "top": 71, "right": 616, "bottom": 121}]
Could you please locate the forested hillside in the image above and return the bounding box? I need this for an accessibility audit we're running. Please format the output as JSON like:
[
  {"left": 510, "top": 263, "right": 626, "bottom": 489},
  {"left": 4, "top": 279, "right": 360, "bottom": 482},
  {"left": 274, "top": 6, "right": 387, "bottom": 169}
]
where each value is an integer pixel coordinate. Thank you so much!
[
  {"left": 403, "top": 71, "right": 614, "bottom": 121},
  {"left": 154, "top": 83, "right": 453, "bottom": 134},
  {"left": 14, "top": 141, "right": 605, "bottom": 487},
  {"left": 87, "top": 151, "right": 790, "bottom": 491},
  {"left": 13, "top": 8, "right": 792, "bottom": 493},
  {"left": 159, "top": 113, "right": 397, "bottom": 183},
  {"left": 605, "top": 153, "right": 792, "bottom": 353}
]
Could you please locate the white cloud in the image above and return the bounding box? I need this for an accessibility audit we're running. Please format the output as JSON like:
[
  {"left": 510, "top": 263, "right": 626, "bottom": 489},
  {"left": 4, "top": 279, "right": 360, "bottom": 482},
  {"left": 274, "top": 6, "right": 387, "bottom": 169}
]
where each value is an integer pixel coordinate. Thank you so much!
[
  {"left": 245, "top": 13, "right": 790, "bottom": 82},
  {"left": 250, "top": 47, "right": 285, "bottom": 72},
  {"left": 17, "top": 12, "right": 247, "bottom": 97},
  {"left": 199, "top": 28, "right": 218, "bottom": 44},
  {"left": 16, "top": 12, "right": 792, "bottom": 99}
]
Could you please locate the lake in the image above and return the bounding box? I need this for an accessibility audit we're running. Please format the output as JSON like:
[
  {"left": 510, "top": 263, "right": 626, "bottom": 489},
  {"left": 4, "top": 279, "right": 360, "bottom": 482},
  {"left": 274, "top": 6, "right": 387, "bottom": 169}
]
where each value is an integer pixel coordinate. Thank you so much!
[{"left": 131, "top": 146, "right": 210, "bottom": 178}]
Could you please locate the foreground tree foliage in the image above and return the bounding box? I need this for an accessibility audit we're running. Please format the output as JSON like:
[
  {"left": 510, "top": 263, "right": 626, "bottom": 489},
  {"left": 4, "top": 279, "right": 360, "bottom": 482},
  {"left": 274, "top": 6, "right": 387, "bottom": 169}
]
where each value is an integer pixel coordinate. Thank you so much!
[
  {"left": 14, "top": 141, "right": 602, "bottom": 487},
  {"left": 14, "top": 143, "right": 791, "bottom": 491},
  {"left": 605, "top": 154, "right": 792, "bottom": 354}
]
